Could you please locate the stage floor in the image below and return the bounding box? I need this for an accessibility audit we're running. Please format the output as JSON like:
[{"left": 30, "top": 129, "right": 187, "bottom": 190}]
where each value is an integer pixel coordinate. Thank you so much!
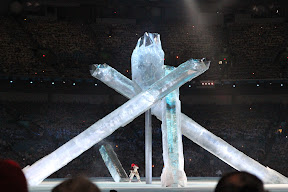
[{"left": 29, "top": 177, "right": 288, "bottom": 192}]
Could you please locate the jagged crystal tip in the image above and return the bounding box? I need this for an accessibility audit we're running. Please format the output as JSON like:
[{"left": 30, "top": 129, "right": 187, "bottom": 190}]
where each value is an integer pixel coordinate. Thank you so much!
[{"left": 131, "top": 32, "right": 165, "bottom": 90}]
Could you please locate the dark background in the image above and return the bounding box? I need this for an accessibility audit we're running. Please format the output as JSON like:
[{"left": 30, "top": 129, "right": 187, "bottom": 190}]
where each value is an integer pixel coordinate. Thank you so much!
[{"left": 0, "top": 0, "right": 288, "bottom": 179}]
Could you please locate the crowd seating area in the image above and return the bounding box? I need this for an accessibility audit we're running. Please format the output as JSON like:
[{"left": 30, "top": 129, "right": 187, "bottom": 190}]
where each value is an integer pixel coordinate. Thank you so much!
[
  {"left": 0, "top": 101, "right": 287, "bottom": 178},
  {"left": 227, "top": 23, "right": 288, "bottom": 79},
  {"left": 1, "top": 16, "right": 288, "bottom": 80},
  {"left": 0, "top": 17, "right": 38, "bottom": 76}
]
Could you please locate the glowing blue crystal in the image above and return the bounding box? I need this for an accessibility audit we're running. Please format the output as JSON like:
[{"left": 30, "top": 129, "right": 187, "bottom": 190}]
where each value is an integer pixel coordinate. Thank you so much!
[{"left": 161, "top": 66, "right": 187, "bottom": 187}]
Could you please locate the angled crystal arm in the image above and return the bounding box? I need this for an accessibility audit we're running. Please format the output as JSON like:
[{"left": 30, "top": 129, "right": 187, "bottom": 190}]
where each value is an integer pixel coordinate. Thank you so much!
[
  {"left": 92, "top": 63, "right": 288, "bottom": 184},
  {"left": 91, "top": 58, "right": 209, "bottom": 95},
  {"left": 24, "top": 59, "right": 203, "bottom": 186},
  {"left": 90, "top": 63, "right": 142, "bottom": 98},
  {"left": 180, "top": 114, "right": 288, "bottom": 184},
  {"left": 99, "top": 144, "right": 128, "bottom": 182}
]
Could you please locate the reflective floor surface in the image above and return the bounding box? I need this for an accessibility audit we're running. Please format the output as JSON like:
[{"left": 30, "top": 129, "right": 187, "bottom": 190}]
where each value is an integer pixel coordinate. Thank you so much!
[{"left": 29, "top": 177, "right": 288, "bottom": 192}]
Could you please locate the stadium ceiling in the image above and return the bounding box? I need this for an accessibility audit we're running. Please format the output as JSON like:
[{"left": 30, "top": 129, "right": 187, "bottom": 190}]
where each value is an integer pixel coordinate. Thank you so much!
[
  {"left": 3, "top": 0, "right": 288, "bottom": 16},
  {"left": 28, "top": 0, "right": 288, "bottom": 11}
]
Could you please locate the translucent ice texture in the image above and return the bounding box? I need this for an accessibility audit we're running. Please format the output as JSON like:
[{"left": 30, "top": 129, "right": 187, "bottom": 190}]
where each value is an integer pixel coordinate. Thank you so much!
[
  {"left": 180, "top": 116, "right": 288, "bottom": 184},
  {"left": 90, "top": 64, "right": 142, "bottom": 99},
  {"left": 99, "top": 144, "right": 128, "bottom": 182},
  {"left": 93, "top": 63, "right": 288, "bottom": 184},
  {"left": 24, "top": 58, "right": 205, "bottom": 186},
  {"left": 131, "top": 32, "right": 164, "bottom": 90},
  {"left": 161, "top": 66, "right": 187, "bottom": 187},
  {"left": 131, "top": 32, "right": 165, "bottom": 184}
]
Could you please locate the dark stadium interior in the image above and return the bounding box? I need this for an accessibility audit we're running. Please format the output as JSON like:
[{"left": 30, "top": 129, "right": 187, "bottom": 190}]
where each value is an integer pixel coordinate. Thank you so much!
[{"left": 1, "top": 0, "right": 288, "bottom": 180}]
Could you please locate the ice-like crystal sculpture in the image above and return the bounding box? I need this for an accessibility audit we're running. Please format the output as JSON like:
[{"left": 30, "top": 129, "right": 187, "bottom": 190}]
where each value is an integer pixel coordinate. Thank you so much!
[
  {"left": 131, "top": 32, "right": 164, "bottom": 90},
  {"left": 99, "top": 144, "right": 128, "bottom": 182},
  {"left": 161, "top": 66, "right": 187, "bottom": 187},
  {"left": 92, "top": 63, "right": 288, "bottom": 184},
  {"left": 90, "top": 64, "right": 142, "bottom": 99},
  {"left": 180, "top": 116, "right": 288, "bottom": 184},
  {"left": 24, "top": 58, "right": 208, "bottom": 186},
  {"left": 131, "top": 32, "right": 164, "bottom": 184}
]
